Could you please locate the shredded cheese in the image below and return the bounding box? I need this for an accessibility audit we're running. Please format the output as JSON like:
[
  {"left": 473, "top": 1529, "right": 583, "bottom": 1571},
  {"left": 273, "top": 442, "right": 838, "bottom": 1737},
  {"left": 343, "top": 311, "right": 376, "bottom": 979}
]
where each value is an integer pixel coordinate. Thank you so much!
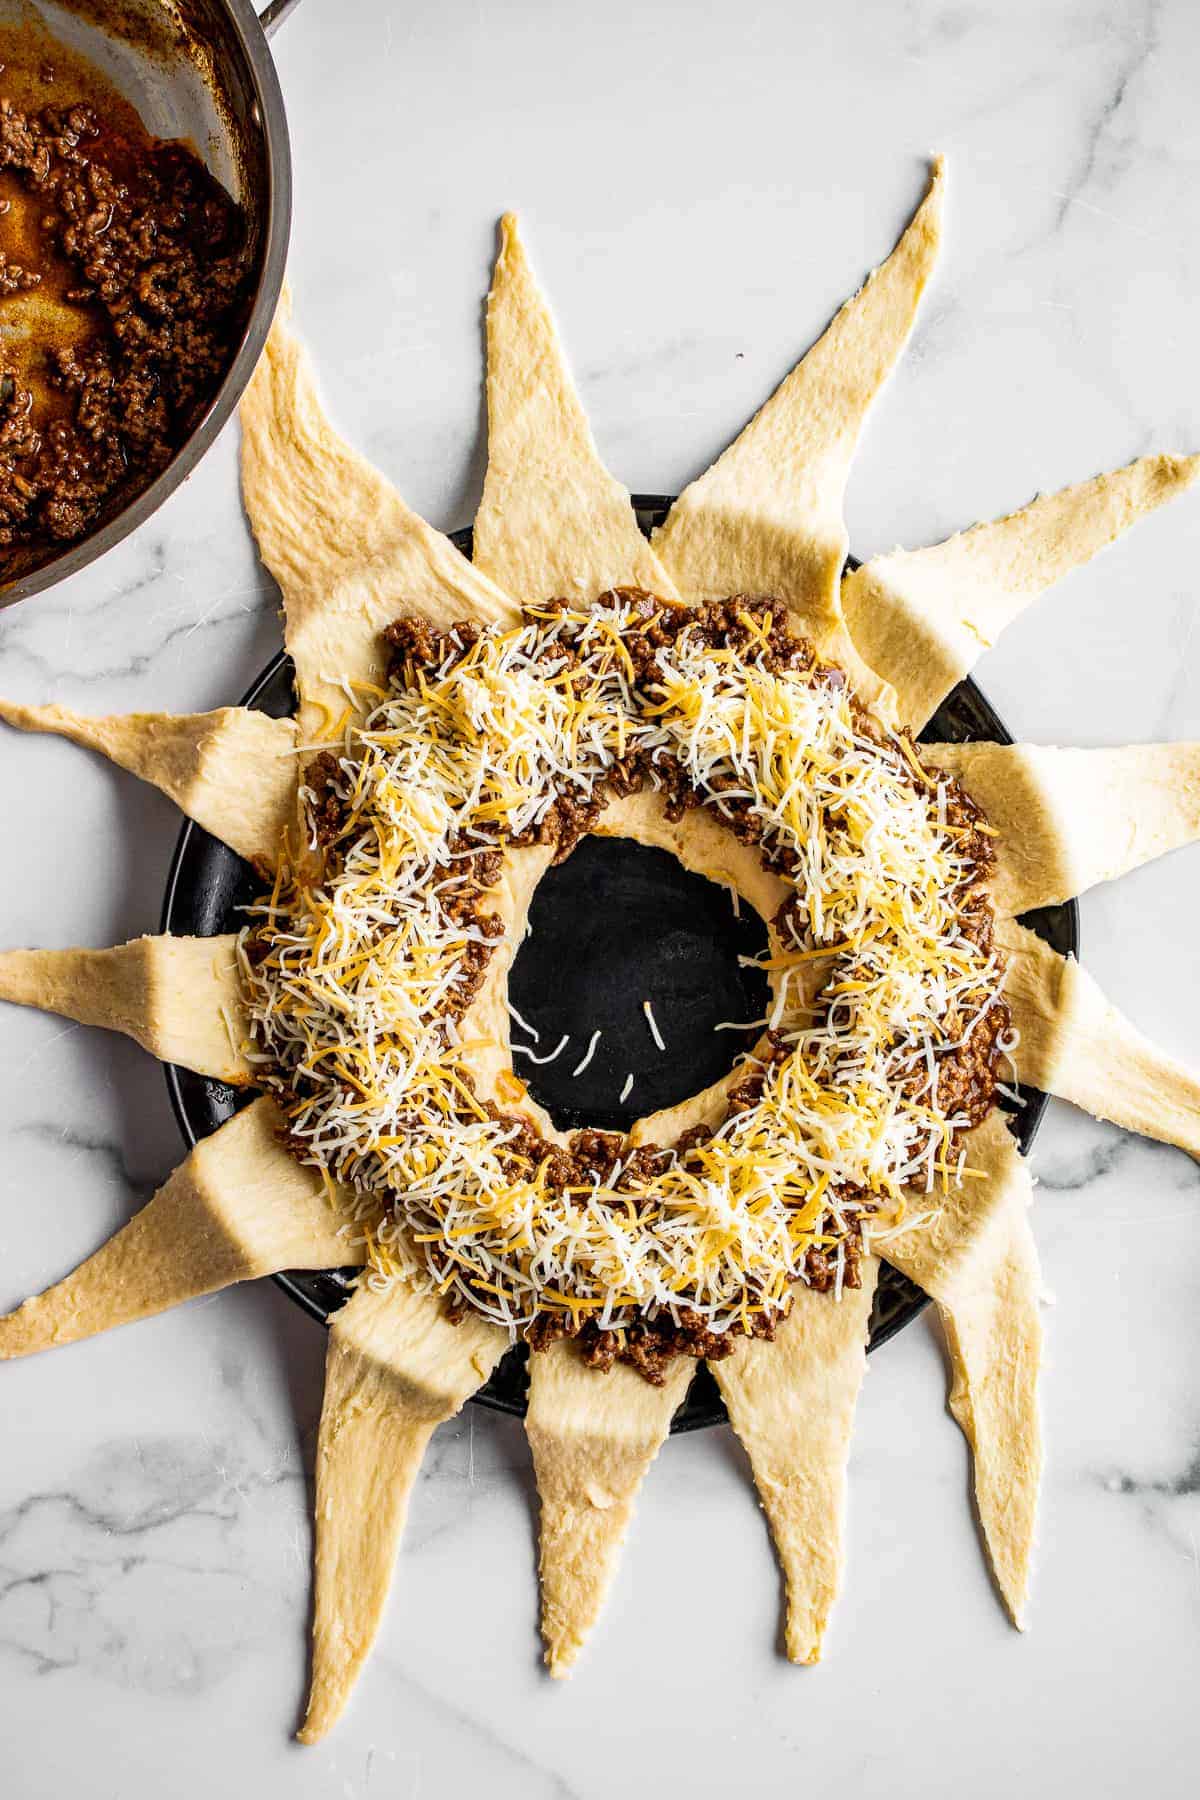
[
  {"left": 240, "top": 596, "right": 1003, "bottom": 1339},
  {"left": 505, "top": 999, "right": 540, "bottom": 1042},
  {"left": 642, "top": 999, "right": 666, "bottom": 1052},
  {"left": 512, "top": 1033, "right": 569, "bottom": 1067}
]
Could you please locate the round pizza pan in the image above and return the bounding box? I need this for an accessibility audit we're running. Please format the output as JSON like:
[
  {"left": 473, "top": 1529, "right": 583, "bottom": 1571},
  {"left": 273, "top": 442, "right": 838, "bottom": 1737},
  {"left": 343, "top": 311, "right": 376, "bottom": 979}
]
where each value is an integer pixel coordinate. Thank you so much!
[{"left": 161, "top": 496, "right": 1079, "bottom": 1431}]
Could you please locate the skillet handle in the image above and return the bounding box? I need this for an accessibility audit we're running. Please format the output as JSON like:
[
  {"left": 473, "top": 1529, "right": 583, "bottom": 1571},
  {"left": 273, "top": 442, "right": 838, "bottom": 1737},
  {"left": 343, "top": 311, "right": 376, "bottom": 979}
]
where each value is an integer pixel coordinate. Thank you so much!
[{"left": 257, "top": 0, "right": 303, "bottom": 37}]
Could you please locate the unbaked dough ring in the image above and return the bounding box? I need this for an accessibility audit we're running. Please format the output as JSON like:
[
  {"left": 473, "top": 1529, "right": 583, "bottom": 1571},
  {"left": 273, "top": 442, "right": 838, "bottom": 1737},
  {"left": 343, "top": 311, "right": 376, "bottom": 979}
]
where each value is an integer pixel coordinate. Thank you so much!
[
  {"left": 4, "top": 173, "right": 1199, "bottom": 1737},
  {"left": 458, "top": 789, "right": 792, "bottom": 1139}
]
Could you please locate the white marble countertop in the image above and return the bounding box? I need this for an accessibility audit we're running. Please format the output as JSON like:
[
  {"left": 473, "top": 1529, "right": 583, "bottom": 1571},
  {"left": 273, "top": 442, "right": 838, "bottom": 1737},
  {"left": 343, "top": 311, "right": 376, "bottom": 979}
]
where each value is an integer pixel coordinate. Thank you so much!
[{"left": 2, "top": 2, "right": 1199, "bottom": 1794}]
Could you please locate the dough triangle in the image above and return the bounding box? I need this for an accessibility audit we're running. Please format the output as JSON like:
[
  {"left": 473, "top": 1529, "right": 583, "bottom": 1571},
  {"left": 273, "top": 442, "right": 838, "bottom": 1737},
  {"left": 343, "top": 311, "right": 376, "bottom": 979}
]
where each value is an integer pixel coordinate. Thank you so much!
[
  {"left": 525, "top": 1341, "right": 691, "bottom": 1676},
  {"left": 0, "top": 699, "right": 296, "bottom": 872},
  {"left": 652, "top": 161, "right": 945, "bottom": 713},
  {"left": 474, "top": 214, "right": 676, "bottom": 601},
  {"left": 845, "top": 454, "right": 1199, "bottom": 729},
  {"left": 882, "top": 1112, "right": 1042, "bottom": 1626},
  {"left": 0, "top": 933, "right": 251, "bottom": 1083},
  {"left": 926, "top": 739, "right": 1200, "bottom": 916},
  {"left": 0, "top": 1097, "right": 360, "bottom": 1358},
  {"left": 999, "top": 916, "right": 1200, "bottom": 1160},
  {"left": 241, "top": 294, "right": 520, "bottom": 737},
  {"left": 299, "top": 1281, "right": 506, "bottom": 1742},
  {"left": 712, "top": 1264, "right": 877, "bottom": 1663}
]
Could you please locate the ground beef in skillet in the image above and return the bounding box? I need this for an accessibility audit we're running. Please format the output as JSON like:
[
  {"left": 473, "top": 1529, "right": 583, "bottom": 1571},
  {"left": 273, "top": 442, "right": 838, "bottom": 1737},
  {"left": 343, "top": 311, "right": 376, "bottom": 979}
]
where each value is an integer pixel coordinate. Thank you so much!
[{"left": 0, "top": 90, "right": 253, "bottom": 571}]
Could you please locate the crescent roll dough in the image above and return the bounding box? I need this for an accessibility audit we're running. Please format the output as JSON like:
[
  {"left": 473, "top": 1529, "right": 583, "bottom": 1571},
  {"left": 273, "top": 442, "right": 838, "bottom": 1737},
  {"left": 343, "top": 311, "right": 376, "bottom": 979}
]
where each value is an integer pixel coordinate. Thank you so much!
[
  {"left": 999, "top": 917, "right": 1200, "bottom": 1160},
  {"left": 0, "top": 933, "right": 252, "bottom": 1083},
  {"left": 882, "top": 1112, "right": 1042, "bottom": 1626},
  {"left": 525, "top": 1341, "right": 692, "bottom": 1677},
  {"left": 927, "top": 740, "right": 1200, "bottom": 916},
  {"left": 712, "top": 1261, "right": 878, "bottom": 1663},
  {"left": 474, "top": 214, "right": 676, "bottom": 602},
  {"left": 241, "top": 292, "right": 520, "bottom": 738},
  {"left": 844, "top": 454, "right": 1199, "bottom": 731},
  {"left": 0, "top": 699, "right": 296, "bottom": 872},
  {"left": 0, "top": 1097, "right": 360, "bottom": 1358},
  {"left": 300, "top": 1281, "right": 506, "bottom": 1742},
  {"left": 653, "top": 161, "right": 945, "bottom": 717}
]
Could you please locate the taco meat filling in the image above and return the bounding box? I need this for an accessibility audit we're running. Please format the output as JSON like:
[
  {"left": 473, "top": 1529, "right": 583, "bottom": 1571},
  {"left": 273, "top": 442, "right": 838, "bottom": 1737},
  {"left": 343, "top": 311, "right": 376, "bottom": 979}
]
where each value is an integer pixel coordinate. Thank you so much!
[{"left": 0, "top": 63, "right": 253, "bottom": 581}]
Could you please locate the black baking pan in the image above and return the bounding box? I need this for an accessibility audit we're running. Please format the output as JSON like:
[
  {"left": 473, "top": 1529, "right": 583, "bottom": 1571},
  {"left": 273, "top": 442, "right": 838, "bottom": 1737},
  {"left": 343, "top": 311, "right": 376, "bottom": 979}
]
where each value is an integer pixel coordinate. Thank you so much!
[{"left": 161, "top": 497, "right": 1080, "bottom": 1431}]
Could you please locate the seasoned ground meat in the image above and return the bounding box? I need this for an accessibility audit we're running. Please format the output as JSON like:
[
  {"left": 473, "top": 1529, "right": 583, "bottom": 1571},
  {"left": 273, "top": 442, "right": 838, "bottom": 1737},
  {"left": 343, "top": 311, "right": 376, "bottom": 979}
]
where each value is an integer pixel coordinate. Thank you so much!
[
  {"left": 0, "top": 60, "right": 253, "bottom": 577},
  {"left": 383, "top": 614, "right": 482, "bottom": 676},
  {"left": 511, "top": 789, "right": 607, "bottom": 863},
  {"left": 567, "top": 1128, "right": 626, "bottom": 1182},
  {"left": 305, "top": 752, "right": 349, "bottom": 848},
  {"left": 935, "top": 1000, "right": 1008, "bottom": 1127},
  {"left": 575, "top": 1299, "right": 793, "bottom": 1385},
  {"left": 0, "top": 247, "right": 37, "bottom": 294},
  {"left": 610, "top": 588, "right": 816, "bottom": 683}
]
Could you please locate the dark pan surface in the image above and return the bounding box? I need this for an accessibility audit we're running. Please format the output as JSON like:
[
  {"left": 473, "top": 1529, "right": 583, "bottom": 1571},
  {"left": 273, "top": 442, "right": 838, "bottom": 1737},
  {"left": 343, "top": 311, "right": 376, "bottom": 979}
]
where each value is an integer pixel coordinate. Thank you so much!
[
  {"left": 162, "top": 497, "right": 1079, "bottom": 1431},
  {"left": 509, "top": 838, "right": 773, "bottom": 1133}
]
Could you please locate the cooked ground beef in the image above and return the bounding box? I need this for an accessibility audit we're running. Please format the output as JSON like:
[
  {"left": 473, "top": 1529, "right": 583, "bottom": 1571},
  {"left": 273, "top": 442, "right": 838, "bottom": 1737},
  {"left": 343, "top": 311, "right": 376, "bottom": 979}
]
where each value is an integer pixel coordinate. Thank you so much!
[
  {"left": 616, "top": 588, "right": 816, "bottom": 683},
  {"left": 0, "top": 246, "right": 38, "bottom": 294},
  {"left": 305, "top": 751, "right": 348, "bottom": 848},
  {"left": 532, "top": 1305, "right": 786, "bottom": 1386},
  {"left": 292, "top": 594, "right": 1008, "bottom": 1383},
  {"left": 0, "top": 77, "right": 253, "bottom": 576},
  {"left": 935, "top": 994, "right": 1008, "bottom": 1127},
  {"left": 383, "top": 614, "right": 482, "bottom": 674}
]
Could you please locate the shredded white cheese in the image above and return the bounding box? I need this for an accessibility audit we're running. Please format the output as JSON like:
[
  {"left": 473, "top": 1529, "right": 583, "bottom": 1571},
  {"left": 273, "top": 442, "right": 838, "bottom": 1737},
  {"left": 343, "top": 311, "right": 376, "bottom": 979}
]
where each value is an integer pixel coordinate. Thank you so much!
[
  {"left": 505, "top": 999, "right": 540, "bottom": 1042},
  {"left": 239, "top": 595, "right": 1002, "bottom": 1338},
  {"left": 642, "top": 999, "right": 666, "bottom": 1052},
  {"left": 512, "top": 1033, "right": 570, "bottom": 1066}
]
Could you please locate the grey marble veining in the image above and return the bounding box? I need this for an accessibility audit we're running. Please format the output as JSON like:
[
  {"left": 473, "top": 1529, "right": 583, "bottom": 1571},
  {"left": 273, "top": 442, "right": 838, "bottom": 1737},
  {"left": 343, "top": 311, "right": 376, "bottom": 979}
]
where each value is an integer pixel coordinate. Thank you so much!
[{"left": 2, "top": 1, "right": 1200, "bottom": 1794}]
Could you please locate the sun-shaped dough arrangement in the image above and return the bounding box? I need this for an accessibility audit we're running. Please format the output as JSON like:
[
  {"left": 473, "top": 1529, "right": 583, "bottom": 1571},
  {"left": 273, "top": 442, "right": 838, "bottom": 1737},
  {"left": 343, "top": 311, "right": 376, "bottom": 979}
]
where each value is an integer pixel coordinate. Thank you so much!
[{"left": 3, "top": 162, "right": 1200, "bottom": 1742}]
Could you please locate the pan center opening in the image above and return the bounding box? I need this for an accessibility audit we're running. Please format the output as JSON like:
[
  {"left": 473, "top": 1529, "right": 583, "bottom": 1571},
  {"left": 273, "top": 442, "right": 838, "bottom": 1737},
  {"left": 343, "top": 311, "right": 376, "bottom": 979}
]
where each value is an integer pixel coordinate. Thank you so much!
[{"left": 507, "top": 835, "right": 771, "bottom": 1134}]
